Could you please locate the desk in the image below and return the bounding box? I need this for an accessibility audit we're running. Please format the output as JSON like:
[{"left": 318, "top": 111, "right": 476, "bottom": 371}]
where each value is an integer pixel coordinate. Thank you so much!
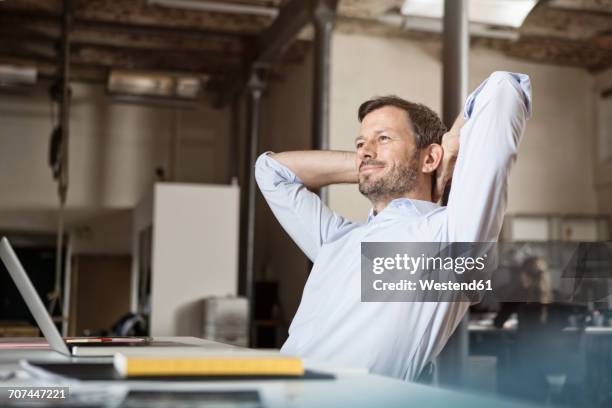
[
  {"left": 0, "top": 337, "right": 533, "bottom": 408},
  {"left": 469, "top": 323, "right": 612, "bottom": 405},
  {"left": 469, "top": 323, "right": 516, "bottom": 358},
  {"left": 581, "top": 328, "right": 612, "bottom": 404}
]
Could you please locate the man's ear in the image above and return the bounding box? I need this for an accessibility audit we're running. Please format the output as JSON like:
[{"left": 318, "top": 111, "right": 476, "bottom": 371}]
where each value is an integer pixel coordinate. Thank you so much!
[{"left": 421, "top": 143, "right": 443, "bottom": 175}]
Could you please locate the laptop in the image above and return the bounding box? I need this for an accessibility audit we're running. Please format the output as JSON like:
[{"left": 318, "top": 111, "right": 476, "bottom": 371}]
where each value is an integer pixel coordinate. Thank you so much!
[{"left": 0, "top": 237, "right": 198, "bottom": 356}]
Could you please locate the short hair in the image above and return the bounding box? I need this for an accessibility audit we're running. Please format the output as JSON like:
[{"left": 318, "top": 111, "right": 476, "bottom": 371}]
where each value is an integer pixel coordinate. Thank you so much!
[{"left": 358, "top": 95, "right": 447, "bottom": 149}]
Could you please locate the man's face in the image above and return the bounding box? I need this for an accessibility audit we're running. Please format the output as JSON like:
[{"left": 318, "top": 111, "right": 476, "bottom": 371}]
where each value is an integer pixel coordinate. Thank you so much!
[{"left": 355, "top": 106, "right": 421, "bottom": 203}]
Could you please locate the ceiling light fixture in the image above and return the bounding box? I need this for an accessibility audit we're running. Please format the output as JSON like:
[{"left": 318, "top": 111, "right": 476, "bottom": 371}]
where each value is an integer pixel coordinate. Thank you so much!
[
  {"left": 107, "top": 70, "right": 208, "bottom": 100},
  {"left": 0, "top": 64, "right": 37, "bottom": 88},
  {"left": 401, "top": 0, "right": 538, "bottom": 29},
  {"left": 148, "top": 0, "right": 279, "bottom": 18}
]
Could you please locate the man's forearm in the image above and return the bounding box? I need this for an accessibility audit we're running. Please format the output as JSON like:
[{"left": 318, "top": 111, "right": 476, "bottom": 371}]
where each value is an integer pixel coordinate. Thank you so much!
[{"left": 269, "top": 150, "right": 358, "bottom": 189}]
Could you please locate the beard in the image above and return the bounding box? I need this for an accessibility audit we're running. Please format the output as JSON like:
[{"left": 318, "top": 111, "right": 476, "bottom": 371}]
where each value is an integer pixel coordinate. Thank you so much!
[{"left": 358, "top": 150, "right": 420, "bottom": 204}]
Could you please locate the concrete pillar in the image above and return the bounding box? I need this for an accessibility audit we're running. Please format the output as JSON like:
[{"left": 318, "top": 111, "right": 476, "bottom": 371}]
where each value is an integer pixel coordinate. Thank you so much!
[{"left": 442, "top": 0, "right": 469, "bottom": 127}]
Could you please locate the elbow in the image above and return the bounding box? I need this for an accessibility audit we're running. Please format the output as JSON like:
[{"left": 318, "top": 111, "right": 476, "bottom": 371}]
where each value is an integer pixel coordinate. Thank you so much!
[
  {"left": 254, "top": 152, "right": 272, "bottom": 187},
  {"left": 488, "top": 71, "right": 517, "bottom": 84},
  {"left": 488, "top": 72, "right": 523, "bottom": 101},
  {"left": 254, "top": 152, "right": 298, "bottom": 191},
  {"left": 486, "top": 71, "right": 532, "bottom": 118}
]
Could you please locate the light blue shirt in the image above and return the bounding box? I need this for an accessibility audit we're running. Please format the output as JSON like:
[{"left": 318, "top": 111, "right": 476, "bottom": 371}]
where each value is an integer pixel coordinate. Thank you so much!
[{"left": 255, "top": 71, "right": 532, "bottom": 381}]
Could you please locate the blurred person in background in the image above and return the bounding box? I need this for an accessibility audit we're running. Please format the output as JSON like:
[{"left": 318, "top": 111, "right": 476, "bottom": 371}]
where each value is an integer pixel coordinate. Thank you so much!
[
  {"left": 494, "top": 256, "right": 552, "bottom": 328},
  {"left": 496, "top": 257, "right": 587, "bottom": 404}
]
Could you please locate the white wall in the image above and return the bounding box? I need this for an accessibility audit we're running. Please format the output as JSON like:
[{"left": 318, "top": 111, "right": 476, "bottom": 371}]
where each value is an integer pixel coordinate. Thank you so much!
[
  {"left": 470, "top": 50, "right": 597, "bottom": 217},
  {"left": 594, "top": 68, "right": 612, "bottom": 218},
  {"left": 328, "top": 32, "right": 599, "bottom": 222},
  {"left": 70, "top": 210, "right": 133, "bottom": 255},
  {"left": 329, "top": 34, "right": 441, "bottom": 221},
  {"left": 0, "top": 82, "right": 231, "bottom": 249}
]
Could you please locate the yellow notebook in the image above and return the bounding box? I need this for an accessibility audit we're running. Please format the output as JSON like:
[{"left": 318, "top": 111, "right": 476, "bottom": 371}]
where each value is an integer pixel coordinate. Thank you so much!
[{"left": 113, "top": 352, "right": 304, "bottom": 377}]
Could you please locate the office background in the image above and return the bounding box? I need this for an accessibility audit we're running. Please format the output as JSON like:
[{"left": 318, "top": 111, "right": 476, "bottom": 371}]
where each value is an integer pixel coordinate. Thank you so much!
[{"left": 0, "top": 0, "right": 611, "bottom": 405}]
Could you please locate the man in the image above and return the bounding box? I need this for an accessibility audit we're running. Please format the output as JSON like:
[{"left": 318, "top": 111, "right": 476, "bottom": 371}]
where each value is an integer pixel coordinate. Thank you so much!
[{"left": 255, "top": 71, "right": 532, "bottom": 381}]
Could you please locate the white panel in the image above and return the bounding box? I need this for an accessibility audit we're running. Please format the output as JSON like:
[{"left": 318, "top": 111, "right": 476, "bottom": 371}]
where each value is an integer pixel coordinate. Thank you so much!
[
  {"left": 401, "top": 0, "right": 537, "bottom": 28},
  {"left": 511, "top": 217, "right": 549, "bottom": 241},
  {"left": 150, "top": 183, "right": 239, "bottom": 336},
  {"left": 598, "top": 96, "right": 612, "bottom": 164},
  {"left": 561, "top": 219, "right": 599, "bottom": 242}
]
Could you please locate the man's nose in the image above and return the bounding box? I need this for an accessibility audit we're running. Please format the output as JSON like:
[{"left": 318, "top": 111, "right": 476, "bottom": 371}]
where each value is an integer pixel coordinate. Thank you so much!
[{"left": 358, "top": 140, "right": 376, "bottom": 161}]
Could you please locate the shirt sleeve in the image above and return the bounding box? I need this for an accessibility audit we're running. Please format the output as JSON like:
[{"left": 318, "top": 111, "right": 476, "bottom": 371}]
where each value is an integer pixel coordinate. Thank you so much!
[
  {"left": 255, "top": 152, "right": 355, "bottom": 262},
  {"left": 445, "top": 71, "right": 532, "bottom": 242}
]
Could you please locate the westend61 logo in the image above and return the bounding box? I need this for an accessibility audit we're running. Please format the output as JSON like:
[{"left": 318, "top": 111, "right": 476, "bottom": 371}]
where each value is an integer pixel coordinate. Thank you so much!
[{"left": 361, "top": 241, "right": 612, "bottom": 303}]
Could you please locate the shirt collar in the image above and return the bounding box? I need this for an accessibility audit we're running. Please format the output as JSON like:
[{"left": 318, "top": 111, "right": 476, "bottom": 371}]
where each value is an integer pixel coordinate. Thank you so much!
[{"left": 367, "top": 198, "right": 440, "bottom": 223}]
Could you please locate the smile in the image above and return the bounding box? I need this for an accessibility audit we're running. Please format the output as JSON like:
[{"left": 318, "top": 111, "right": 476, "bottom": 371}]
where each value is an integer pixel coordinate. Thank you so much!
[{"left": 360, "top": 165, "right": 385, "bottom": 175}]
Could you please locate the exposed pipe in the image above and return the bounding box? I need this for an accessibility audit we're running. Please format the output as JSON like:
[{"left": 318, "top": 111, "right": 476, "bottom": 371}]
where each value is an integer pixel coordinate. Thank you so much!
[
  {"left": 442, "top": 0, "right": 469, "bottom": 128},
  {"left": 238, "top": 67, "right": 266, "bottom": 347},
  {"left": 311, "top": 0, "right": 337, "bottom": 204},
  {"left": 229, "top": 97, "right": 240, "bottom": 183},
  {"left": 58, "top": 0, "right": 72, "bottom": 206},
  {"left": 48, "top": 0, "right": 73, "bottom": 319}
]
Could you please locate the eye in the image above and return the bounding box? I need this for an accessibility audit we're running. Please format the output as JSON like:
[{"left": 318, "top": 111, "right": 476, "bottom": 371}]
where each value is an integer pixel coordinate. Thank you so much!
[
  {"left": 356, "top": 142, "right": 364, "bottom": 149},
  {"left": 379, "top": 135, "right": 390, "bottom": 142}
]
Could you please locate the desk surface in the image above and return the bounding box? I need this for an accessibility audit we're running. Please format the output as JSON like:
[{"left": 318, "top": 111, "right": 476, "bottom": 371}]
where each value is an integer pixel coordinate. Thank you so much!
[{"left": 0, "top": 337, "right": 533, "bottom": 408}]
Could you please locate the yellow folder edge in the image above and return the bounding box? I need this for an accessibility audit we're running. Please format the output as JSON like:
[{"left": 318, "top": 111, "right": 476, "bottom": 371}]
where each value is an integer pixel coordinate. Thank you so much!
[{"left": 114, "top": 354, "right": 304, "bottom": 377}]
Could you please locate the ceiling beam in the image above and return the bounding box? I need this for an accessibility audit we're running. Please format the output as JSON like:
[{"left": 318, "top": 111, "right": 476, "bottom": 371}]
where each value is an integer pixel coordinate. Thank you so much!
[
  {"left": 0, "top": 0, "right": 62, "bottom": 15},
  {"left": 0, "top": 40, "right": 242, "bottom": 75},
  {"left": 474, "top": 35, "right": 612, "bottom": 72},
  {"left": 0, "top": 0, "right": 323, "bottom": 101},
  {"left": 337, "top": 0, "right": 402, "bottom": 19},
  {"left": 70, "top": 22, "right": 245, "bottom": 53},
  {"left": 217, "top": 0, "right": 338, "bottom": 107},
  {"left": 521, "top": 6, "right": 612, "bottom": 41},
  {"left": 73, "top": 0, "right": 271, "bottom": 35},
  {"left": 256, "top": 0, "right": 313, "bottom": 65},
  {"left": 71, "top": 43, "right": 244, "bottom": 70},
  {"left": 0, "top": 1, "right": 266, "bottom": 38},
  {"left": 79, "top": 49, "right": 239, "bottom": 75},
  {"left": 548, "top": 0, "right": 612, "bottom": 14},
  {"left": 0, "top": 15, "right": 247, "bottom": 54},
  {"left": 73, "top": 16, "right": 253, "bottom": 39},
  {"left": 0, "top": 29, "right": 246, "bottom": 63}
]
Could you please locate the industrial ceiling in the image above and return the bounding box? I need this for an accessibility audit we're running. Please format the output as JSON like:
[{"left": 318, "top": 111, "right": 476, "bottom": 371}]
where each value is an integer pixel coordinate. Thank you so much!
[{"left": 0, "top": 0, "right": 610, "bottom": 102}]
